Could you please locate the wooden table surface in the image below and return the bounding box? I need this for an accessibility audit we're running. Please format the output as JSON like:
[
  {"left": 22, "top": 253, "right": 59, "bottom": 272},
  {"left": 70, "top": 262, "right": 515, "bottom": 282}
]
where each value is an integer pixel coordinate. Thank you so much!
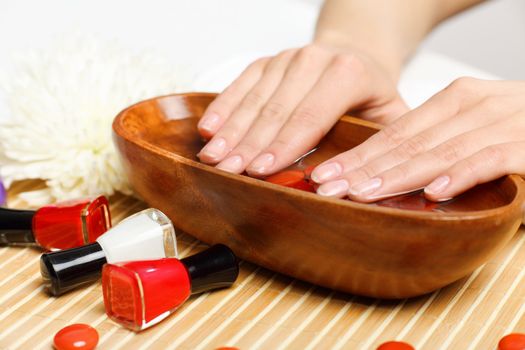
[{"left": 0, "top": 181, "right": 524, "bottom": 350}]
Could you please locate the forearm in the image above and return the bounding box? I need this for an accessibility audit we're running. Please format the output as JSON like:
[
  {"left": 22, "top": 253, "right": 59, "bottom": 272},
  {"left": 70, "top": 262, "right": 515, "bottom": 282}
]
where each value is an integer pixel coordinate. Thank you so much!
[{"left": 314, "top": 0, "right": 485, "bottom": 80}]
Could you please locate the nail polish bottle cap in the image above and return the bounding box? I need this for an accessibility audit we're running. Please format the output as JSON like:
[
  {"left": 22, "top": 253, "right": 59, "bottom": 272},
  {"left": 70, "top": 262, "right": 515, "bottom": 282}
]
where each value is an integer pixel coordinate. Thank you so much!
[
  {"left": 40, "top": 242, "right": 107, "bottom": 296},
  {"left": 181, "top": 244, "right": 239, "bottom": 294},
  {"left": 0, "top": 208, "right": 36, "bottom": 245}
]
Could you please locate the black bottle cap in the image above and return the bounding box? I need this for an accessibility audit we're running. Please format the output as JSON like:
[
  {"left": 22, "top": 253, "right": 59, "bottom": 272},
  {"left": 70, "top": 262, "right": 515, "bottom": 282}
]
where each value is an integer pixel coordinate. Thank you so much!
[
  {"left": 40, "top": 242, "right": 107, "bottom": 296},
  {"left": 0, "top": 207, "right": 36, "bottom": 245},
  {"left": 181, "top": 244, "right": 239, "bottom": 294}
]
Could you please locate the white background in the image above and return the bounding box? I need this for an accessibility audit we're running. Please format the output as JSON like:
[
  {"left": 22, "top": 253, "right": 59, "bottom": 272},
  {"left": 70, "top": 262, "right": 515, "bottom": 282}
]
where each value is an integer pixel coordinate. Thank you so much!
[{"left": 0, "top": 0, "right": 523, "bottom": 121}]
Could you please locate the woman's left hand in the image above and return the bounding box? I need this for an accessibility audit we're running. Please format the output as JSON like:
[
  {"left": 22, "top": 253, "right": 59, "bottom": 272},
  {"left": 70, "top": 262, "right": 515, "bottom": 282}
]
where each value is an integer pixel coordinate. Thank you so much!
[{"left": 311, "top": 78, "right": 525, "bottom": 202}]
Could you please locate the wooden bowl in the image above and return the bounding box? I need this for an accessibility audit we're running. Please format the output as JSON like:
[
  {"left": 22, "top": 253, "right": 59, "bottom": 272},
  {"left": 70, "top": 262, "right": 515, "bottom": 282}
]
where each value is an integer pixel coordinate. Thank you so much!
[{"left": 113, "top": 93, "right": 525, "bottom": 298}]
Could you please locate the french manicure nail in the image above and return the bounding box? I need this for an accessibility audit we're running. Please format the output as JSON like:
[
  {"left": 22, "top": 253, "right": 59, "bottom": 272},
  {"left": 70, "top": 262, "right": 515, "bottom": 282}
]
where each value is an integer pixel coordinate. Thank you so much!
[
  {"left": 311, "top": 162, "right": 343, "bottom": 183},
  {"left": 248, "top": 153, "right": 275, "bottom": 174},
  {"left": 424, "top": 175, "right": 450, "bottom": 195},
  {"left": 216, "top": 155, "right": 243, "bottom": 173},
  {"left": 200, "top": 137, "right": 227, "bottom": 160},
  {"left": 317, "top": 179, "right": 349, "bottom": 197},
  {"left": 349, "top": 178, "right": 382, "bottom": 197},
  {"left": 198, "top": 112, "right": 220, "bottom": 133}
]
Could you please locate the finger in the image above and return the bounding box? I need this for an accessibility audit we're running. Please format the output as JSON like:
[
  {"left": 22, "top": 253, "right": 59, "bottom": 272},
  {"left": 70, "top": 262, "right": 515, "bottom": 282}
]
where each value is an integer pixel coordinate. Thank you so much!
[
  {"left": 310, "top": 77, "right": 481, "bottom": 184},
  {"left": 216, "top": 46, "right": 333, "bottom": 173},
  {"left": 197, "top": 57, "right": 271, "bottom": 139},
  {"left": 244, "top": 53, "right": 375, "bottom": 176},
  {"left": 198, "top": 51, "right": 295, "bottom": 164},
  {"left": 424, "top": 142, "right": 525, "bottom": 201},
  {"left": 317, "top": 119, "right": 522, "bottom": 201},
  {"left": 326, "top": 98, "right": 514, "bottom": 187}
]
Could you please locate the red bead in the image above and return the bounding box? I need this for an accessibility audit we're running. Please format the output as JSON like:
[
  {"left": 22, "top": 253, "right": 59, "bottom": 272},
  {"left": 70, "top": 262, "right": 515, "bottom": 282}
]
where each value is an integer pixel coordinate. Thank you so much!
[
  {"left": 215, "top": 348, "right": 240, "bottom": 350},
  {"left": 376, "top": 341, "right": 415, "bottom": 350},
  {"left": 33, "top": 195, "right": 111, "bottom": 251},
  {"left": 53, "top": 324, "right": 99, "bottom": 350},
  {"left": 103, "top": 258, "right": 191, "bottom": 331},
  {"left": 498, "top": 333, "right": 525, "bottom": 350}
]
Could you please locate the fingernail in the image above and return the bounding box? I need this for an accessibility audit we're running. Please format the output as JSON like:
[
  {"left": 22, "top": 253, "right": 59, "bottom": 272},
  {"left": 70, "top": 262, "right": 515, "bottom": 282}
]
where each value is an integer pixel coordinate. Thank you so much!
[
  {"left": 425, "top": 175, "right": 450, "bottom": 195},
  {"left": 198, "top": 112, "right": 220, "bottom": 133},
  {"left": 311, "top": 162, "right": 343, "bottom": 183},
  {"left": 200, "top": 137, "right": 227, "bottom": 160},
  {"left": 317, "top": 179, "right": 349, "bottom": 197},
  {"left": 349, "top": 177, "right": 382, "bottom": 197},
  {"left": 248, "top": 153, "right": 275, "bottom": 174},
  {"left": 216, "top": 155, "right": 243, "bottom": 173}
]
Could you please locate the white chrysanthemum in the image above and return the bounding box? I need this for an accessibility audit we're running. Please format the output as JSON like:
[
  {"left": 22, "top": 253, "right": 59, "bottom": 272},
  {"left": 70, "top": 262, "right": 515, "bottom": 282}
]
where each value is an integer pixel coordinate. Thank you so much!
[{"left": 0, "top": 35, "right": 191, "bottom": 206}]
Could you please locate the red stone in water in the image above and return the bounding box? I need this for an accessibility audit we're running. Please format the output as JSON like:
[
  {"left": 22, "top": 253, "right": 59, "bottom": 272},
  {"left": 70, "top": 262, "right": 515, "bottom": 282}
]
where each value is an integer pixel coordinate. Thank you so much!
[
  {"left": 376, "top": 341, "right": 415, "bottom": 350},
  {"left": 53, "top": 324, "right": 99, "bottom": 350},
  {"left": 265, "top": 170, "right": 315, "bottom": 192},
  {"left": 498, "top": 333, "right": 525, "bottom": 350}
]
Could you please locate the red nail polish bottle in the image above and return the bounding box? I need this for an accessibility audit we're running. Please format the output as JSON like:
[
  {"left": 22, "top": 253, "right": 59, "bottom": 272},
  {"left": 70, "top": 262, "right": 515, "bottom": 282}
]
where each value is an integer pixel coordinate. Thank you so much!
[
  {"left": 0, "top": 196, "right": 111, "bottom": 251},
  {"left": 102, "top": 244, "right": 239, "bottom": 331}
]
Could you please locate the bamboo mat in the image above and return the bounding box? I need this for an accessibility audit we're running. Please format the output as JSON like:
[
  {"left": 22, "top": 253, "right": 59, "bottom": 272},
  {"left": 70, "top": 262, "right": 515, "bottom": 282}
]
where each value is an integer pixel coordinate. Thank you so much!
[{"left": 0, "top": 181, "right": 524, "bottom": 350}]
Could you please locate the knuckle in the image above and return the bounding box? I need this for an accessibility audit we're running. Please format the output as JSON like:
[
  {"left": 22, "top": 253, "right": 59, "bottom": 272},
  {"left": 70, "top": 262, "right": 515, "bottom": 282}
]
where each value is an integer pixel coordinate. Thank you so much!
[
  {"left": 355, "top": 165, "right": 378, "bottom": 180},
  {"left": 461, "top": 158, "right": 479, "bottom": 178},
  {"left": 388, "top": 164, "right": 410, "bottom": 182},
  {"left": 271, "top": 138, "right": 295, "bottom": 153},
  {"left": 344, "top": 150, "right": 366, "bottom": 168},
  {"left": 447, "top": 77, "right": 480, "bottom": 95},
  {"left": 432, "top": 139, "right": 466, "bottom": 164},
  {"left": 240, "top": 91, "right": 265, "bottom": 109},
  {"left": 248, "top": 57, "right": 270, "bottom": 71},
  {"left": 483, "top": 145, "right": 506, "bottom": 168},
  {"left": 377, "top": 122, "right": 406, "bottom": 150},
  {"left": 259, "top": 101, "right": 287, "bottom": 123},
  {"left": 397, "top": 134, "right": 430, "bottom": 157},
  {"left": 331, "top": 53, "right": 363, "bottom": 76},
  {"left": 291, "top": 106, "right": 326, "bottom": 138},
  {"left": 297, "top": 44, "right": 321, "bottom": 61}
]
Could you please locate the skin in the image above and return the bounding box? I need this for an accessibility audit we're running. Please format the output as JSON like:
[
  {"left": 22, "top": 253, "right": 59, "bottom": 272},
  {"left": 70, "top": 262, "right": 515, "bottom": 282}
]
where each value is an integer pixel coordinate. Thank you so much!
[{"left": 196, "top": 0, "right": 525, "bottom": 203}]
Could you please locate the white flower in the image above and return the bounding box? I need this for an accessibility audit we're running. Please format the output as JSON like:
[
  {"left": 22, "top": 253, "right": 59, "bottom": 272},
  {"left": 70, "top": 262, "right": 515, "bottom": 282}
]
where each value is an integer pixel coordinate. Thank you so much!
[{"left": 0, "top": 35, "right": 191, "bottom": 206}]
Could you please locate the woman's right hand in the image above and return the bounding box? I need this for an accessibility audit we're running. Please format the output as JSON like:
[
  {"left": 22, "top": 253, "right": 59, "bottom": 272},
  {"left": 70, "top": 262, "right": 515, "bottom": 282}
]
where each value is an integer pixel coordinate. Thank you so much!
[{"left": 196, "top": 43, "right": 409, "bottom": 177}]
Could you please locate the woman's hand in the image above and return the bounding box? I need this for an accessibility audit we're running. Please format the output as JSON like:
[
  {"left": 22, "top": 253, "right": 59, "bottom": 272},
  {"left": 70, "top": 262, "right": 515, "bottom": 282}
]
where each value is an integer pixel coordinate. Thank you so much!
[
  {"left": 196, "top": 43, "right": 408, "bottom": 176},
  {"left": 312, "top": 78, "right": 525, "bottom": 202}
]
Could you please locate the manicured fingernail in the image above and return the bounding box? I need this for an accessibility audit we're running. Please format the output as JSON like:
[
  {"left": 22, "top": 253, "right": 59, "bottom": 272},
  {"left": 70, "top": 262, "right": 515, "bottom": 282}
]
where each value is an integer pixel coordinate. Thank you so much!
[
  {"left": 216, "top": 155, "right": 243, "bottom": 173},
  {"left": 425, "top": 175, "right": 450, "bottom": 195},
  {"left": 248, "top": 153, "right": 275, "bottom": 174},
  {"left": 311, "top": 162, "right": 343, "bottom": 183},
  {"left": 349, "top": 177, "right": 382, "bottom": 197},
  {"left": 198, "top": 112, "right": 220, "bottom": 133},
  {"left": 317, "top": 179, "right": 349, "bottom": 197},
  {"left": 199, "top": 137, "right": 227, "bottom": 160}
]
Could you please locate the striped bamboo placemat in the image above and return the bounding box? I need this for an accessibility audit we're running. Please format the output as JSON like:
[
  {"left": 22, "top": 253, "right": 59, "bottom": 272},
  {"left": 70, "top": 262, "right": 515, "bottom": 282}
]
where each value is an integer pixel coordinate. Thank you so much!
[{"left": 0, "top": 180, "right": 524, "bottom": 350}]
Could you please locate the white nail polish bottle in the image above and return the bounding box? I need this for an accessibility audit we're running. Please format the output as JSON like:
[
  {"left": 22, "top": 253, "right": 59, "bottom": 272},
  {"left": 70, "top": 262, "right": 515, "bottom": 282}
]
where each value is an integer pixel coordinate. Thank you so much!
[{"left": 40, "top": 208, "right": 178, "bottom": 296}]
